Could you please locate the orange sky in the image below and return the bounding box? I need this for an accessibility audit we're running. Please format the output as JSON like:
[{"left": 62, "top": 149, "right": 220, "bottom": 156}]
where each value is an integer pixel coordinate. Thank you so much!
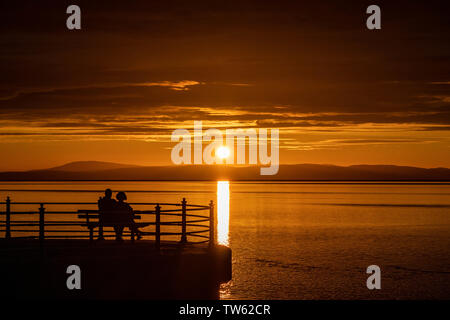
[{"left": 0, "top": 1, "right": 449, "bottom": 171}]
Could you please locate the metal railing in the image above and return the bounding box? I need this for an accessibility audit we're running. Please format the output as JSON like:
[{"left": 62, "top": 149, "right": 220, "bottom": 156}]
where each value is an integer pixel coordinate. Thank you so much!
[{"left": 0, "top": 196, "right": 216, "bottom": 247}]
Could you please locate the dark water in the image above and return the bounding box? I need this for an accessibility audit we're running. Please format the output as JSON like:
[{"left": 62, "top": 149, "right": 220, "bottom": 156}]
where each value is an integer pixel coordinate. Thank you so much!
[{"left": 1, "top": 181, "right": 449, "bottom": 299}]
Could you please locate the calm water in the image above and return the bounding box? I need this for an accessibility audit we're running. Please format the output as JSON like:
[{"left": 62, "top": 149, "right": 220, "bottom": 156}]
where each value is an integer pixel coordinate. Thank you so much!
[{"left": 1, "top": 181, "right": 450, "bottom": 299}]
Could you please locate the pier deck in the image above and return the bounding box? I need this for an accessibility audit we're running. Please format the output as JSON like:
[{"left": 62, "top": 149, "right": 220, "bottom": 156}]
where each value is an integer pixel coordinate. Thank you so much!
[{"left": 0, "top": 239, "right": 231, "bottom": 299}]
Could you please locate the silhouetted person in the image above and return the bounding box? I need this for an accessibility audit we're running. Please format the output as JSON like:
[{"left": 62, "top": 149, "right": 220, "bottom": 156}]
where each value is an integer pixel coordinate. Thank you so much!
[
  {"left": 115, "top": 191, "right": 143, "bottom": 240},
  {"left": 98, "top": 188, "right": 122, "bottom": 240}
]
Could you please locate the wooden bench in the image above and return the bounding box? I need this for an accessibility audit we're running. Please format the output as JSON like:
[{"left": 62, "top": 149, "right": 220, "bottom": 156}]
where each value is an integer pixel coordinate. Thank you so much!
[{"left": 77, "top": 210, "right": 150, "bottom": 242}]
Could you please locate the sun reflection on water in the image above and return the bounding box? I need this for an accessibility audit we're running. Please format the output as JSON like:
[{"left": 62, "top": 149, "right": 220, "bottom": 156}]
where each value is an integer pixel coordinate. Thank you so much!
[{"left": 217, "top": 181, "right": 230, "bottom": 246}]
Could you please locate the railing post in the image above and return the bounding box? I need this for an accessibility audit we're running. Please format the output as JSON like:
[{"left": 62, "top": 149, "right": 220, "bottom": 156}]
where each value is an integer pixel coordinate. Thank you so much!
[
  {"left": 5, "top": 196, "right": 11, "bottom": 239},
  {"left": 155, "top": 204, "right": 160, "bottom": 250},
  {"left": 97, "top": 196, "right": 104, "bottom": 241},
  {"left": 209, "top": 200, "right": 215, "bottom": 247},
  {"left": 39, "top": 203, "right": 45, "bottom": 243},
  {"left": 180, "top": 198, "right": 187, "bottom": 243}
]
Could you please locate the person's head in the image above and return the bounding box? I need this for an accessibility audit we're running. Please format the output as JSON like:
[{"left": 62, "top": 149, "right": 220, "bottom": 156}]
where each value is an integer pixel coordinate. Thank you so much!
[
  {"left": 116, "top": 191, "right": 127, "bottom": 202},
  {"left": 104, "top": 188, "right": 112, "bottom": 199}
]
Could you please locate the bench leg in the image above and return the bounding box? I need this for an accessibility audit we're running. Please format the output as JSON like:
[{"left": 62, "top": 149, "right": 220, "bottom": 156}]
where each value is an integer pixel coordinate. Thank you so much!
[
  {"left": 98, "top": 224, "right": 104, "bottom": 240},
  {"left": 89, "top": 227, "right": 94, "bottom": 242}
]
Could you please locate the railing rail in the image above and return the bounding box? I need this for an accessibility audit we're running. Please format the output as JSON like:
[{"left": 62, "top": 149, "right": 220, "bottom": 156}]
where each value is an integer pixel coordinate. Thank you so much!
[{"left": 0, "top": 197, "right": 216, "bottom": 248}]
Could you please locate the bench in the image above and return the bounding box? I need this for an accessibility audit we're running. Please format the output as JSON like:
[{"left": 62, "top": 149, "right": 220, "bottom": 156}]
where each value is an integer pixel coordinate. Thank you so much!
[{"left": 77, "top": 209, "right": 151, "bottom": 242}]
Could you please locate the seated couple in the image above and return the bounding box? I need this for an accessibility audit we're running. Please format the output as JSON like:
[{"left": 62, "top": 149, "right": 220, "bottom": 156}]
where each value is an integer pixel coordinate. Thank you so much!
[{"left": 98, "top": 188, "right": 143, "bottom": 241}]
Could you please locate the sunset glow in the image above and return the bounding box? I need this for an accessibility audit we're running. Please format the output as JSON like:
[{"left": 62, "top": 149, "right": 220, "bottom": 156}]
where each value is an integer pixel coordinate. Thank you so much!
[
  {"left": 0, "top": 3, "right": 449, "bottom": 172},
  {"left": 1, "top": 0, "right": 449, "bottom": 303},
  {"left": 216, "top": 146, "right": 231, "bottom": 160}
]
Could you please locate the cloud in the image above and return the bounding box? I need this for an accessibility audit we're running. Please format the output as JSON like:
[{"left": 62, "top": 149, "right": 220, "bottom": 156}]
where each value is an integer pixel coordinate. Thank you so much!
[
  {"left": 283, "top": 138, "right": 437, "bottom": 151},
  {"left": 0, "top": 0, "right": 449, "bottom": 151},
  {"left": 136, "top": 80, "right": 201, "bottom": 91},
  {"left": 0, "top": 80, "right": 201, "bottom": 101}
]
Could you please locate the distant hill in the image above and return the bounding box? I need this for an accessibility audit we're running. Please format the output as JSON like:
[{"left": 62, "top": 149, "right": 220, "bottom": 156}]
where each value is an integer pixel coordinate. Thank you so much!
[
  {"left": 0, "top": 161, "right": 449, "bottom": 181},
  {"left": 49, "top": 161, "right": 141, "bottom": 172}
]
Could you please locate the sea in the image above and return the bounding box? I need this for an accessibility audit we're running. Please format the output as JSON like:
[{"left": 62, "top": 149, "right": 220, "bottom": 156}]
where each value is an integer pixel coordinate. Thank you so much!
[{"left": 1, "top": 181, "right": 449, "bottom": 299}]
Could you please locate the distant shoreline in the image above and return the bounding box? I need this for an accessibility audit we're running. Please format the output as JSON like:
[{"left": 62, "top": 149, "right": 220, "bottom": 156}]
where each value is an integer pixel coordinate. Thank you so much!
[
  {"left": 0, "top": 180, "right": 450, "bottom": 183},
  {"left": 1, "top": 162, "right": 450, "bottom": 181}
]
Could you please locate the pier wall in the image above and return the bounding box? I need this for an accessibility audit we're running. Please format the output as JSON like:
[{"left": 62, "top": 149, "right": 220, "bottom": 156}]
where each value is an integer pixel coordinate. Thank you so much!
[{"left": 0, "top": 240, "right": 231, "bottom": 299}]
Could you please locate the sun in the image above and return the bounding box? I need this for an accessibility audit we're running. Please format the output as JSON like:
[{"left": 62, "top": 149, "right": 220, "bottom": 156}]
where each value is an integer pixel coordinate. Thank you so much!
[{"left": 216, "top": 146, "right": 230, "bottom": 159}]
